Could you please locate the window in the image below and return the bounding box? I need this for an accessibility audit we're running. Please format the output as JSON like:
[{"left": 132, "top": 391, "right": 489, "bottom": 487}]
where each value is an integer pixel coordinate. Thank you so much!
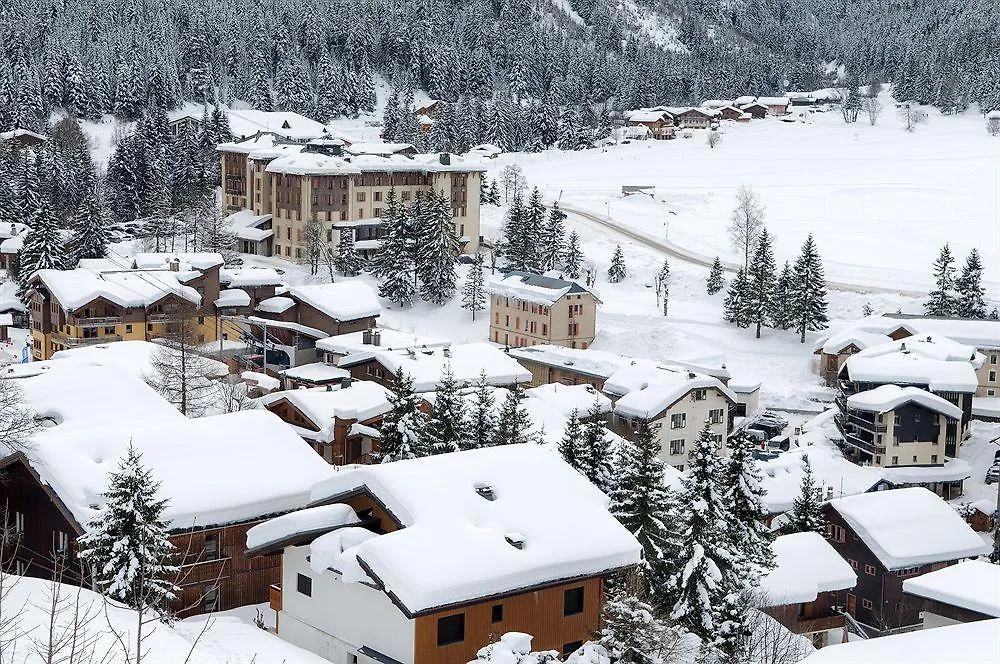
[
  {"left": 14, "top": 511, "right": 24, "bottom": 533},
  {"left": 708, "top": 408, "right": 724, "bottom": 424},
  {"left": 693, "top": 389, "right": 707, "bottom": 401},
  {"left": 848, "top": 559, "right": 858, "bottom": 570},
  {"left": 437, "top": 613, "right": 465, "bottom": 646},
  {"left": 286, "top": 227, "right": 291, "bottom": 240},
  {"left": 669, "top": 439, "right": 685, "bottom": 455},
  {"left": 54, "top": 531, "right": 68, "bottom": 555},
  {"left": 296, "top": 573, "right": 312, "bottom": 597},
  {"left": 198, "top": 316, "right": 205, "bottom": 325},
  {"left": 891, "top": 456, "right": 898, "bottom": 465},
  {"left": 125, "top": 324, "right": 132, "bottom": 333},
  {"left": 912, "top": 455, "right": 918, "bottom": 463},
  {"left": 204, "top": 533, "right": 219, "bottom": 561},
  {"left": 491, "top": 603, "right": 503, "bottom": 623},
  {"left": 203, "top": 585, "right": 218, "bottom": 611},
  {"left": 104, "top": 326, "right": 115, "bottom": 335},
  {"left": 864, "top": 564, "right": 876, "bottom": 576},
  {"left": 990, "top": 370, "right": 997, "bottom": 382},
  {"left": 374, "top": 191, "right": 382, "bottom": 202},
  {"left": 991, "top": 354, "right": 997, "bottom": 365},
  {"left": 564, "top": 586, "right": 584, "bottom": 616},
  {"left": 673, "top": 464, "right": 685, "bottom": 471},
  {"left": 563, "top": 642, "right": 584, "bottom": 657},
  {"left": 357, "top": 192, "right": 366, "bottom": 202},
  {"left": 670, "top": 413, "right": 686, "bottom": 429},
  {"left": 862, "top": 599, "right": 873, "bottom": 610},
  {"left": 827, "top": 524, "right": 845, "bottom": 543}
]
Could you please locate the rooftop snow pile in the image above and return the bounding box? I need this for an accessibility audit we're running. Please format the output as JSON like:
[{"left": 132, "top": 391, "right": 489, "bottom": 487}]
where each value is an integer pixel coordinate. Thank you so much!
[
  {"left": 902, "top": 560, "right": 1000, "bottom": 617},
  {"left": 255, "top": 296, "right": 295, "bottom": 314},
  {"left": 219, "top": 266, "right": 284, "bottom": 287},
  {"left": 265, "top": 151, "right": 361, "bottom": 176},
  {"left": 32, "top": 268, "right": 202, "bottom": 311},
  {"left": 827, "top": 487, "right": 990, "bottom": 570},
  {"left": 226, "top": 109, "right": 329, "bottom": 141},
  {"left": 853, "top": 333, "right": 982, "bottom": 366},
  {"left": 50, "top": 340, "right": 228, "bottom": 379},
  {"left": 797, "top": 618, "right": 1000, "bottom": 664},
  {"left": 246, "top": 503, "right": 360, "bottom": 553},
  {"left": 488, "top": 270, "right": 595, "bottom": 306},
  {"left": 817, "top": 314, "right": 1000, "bottom": 353},
  {"left": 223, "top": 210, "right": 274, "bottom": 242},
  {"left": 846, "top": 384, "right": 962, "bottom": 419},
  {"left": 507, "top": 344, "right": 731, "bottom": 383},
  {"left": 610, "top": 366, "right": 735, "bottom": 419},
  {"left": 0, "top": 279, "right": 27, "bottom": 313},
  {"left": 819, "top": 330, "right": 893, "bottom": 354},
  {"left": 299, "top": 444, "right": 641, "bottom": 613},
  {"left": 315, "top": 327, "right": 449, "bottom": 357},
  {"left": 260, "top": 382, "right": 393, "bottom": 443},
  {"left": 279, "top": 361, "right": 350, "bottom": 383},
  {"left": 216, "top": 289, "right": 251, "bottom": 308},
  {"left": 524, "top": 383, "right": 611, "bottom": 417},
  {"left": 340, "top": 343, "right": 530, "bottom": 392},
  {"left": 760, "top": 532, "right": 856, "bottom": 605},
  {"left": 287, "top": 281, "right": 381, "bottom": 321},
  {"left": 842, "top": 352, "right": 979, "bottom": 393},
  {"left": 132, "top": 252, "right": 224, "bottom": 271}
]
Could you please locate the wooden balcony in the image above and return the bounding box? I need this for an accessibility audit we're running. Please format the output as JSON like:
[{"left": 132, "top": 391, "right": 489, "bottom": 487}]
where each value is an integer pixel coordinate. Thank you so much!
[
  {"left": 52, "top": 332, "right": 122, "bottom": 348},
  {"left": 794, "top": 614, "right": 846, "bottom": 634},
  {"left": 71, "top": 316, "right": 123, "bottom": 328},
  {"left": 269, "top": 583, "right": 282, "bottom": 612}
]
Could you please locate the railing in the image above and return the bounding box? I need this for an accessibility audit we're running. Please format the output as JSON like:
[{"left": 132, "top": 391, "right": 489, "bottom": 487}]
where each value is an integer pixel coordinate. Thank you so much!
[
  {"left": 269, "top": 584, "right": 282, "bottom": 612},
  {"left": 795, "top": 614, "right": 846, "bottom": 634},
  {"left": 70, "top": 316, "right": 122, "bottom": 328},
  {"left": 52, "top": 333, "right": 122, "bottom": 348},
  {"left": 146, "top": 313, "right": 179, "bottom": 324},
  {"left": 834, "top": 416, "right": 879, "bottom": 455}
]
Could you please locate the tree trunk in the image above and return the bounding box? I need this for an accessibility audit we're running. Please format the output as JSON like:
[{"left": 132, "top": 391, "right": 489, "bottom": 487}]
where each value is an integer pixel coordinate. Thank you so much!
[{"left": 756, "top": 321, "right": 762, "bottom": 338}]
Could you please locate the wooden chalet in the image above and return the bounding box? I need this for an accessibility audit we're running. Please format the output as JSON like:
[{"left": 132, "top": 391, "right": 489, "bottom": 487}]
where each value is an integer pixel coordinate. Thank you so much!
[
  {"left": 741, "top": 102, "right": 769, "bottom": 119},
  {"left": 902, "top": 560, "right": 1000, "bottom": 628}
]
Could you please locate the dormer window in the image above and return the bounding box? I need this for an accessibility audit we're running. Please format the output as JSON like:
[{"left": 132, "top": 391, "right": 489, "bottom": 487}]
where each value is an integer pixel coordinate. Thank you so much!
[{"left": 474, "top": 482, "right": 496, "bottom": 501}]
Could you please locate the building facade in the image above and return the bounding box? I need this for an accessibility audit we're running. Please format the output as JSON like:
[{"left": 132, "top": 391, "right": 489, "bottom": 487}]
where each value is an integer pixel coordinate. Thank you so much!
[{"left": 489, "top": 272, "right": 599, "bottom": 349}]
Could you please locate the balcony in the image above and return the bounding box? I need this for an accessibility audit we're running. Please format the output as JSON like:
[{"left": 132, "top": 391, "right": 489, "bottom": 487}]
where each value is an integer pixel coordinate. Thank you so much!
[
  {"left": 71, "top": 316, "right": 123, "bottom": 328},
  {"left": 795, "top": 614, "right": 846, "bottom": 634},
  {"left": 51, "top": 332, "right": 122, "bottom": 348},
  {"left": 269, "top": 584, "right": 282, "bottom": 612},
  {"left": 834, "top": 415, "right": 880, "bottom": 456}
]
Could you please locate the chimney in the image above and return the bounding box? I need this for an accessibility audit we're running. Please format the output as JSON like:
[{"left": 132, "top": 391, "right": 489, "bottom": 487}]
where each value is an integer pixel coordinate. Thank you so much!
[
  {"left": 443, "top": 347, "right": 451, "bottom": 358},
  {"left": 363, "top": 329, "right": 372, "bottom": 345},
  {"left": 341, "top": 376, "right": 352, "bottom": 389},
  {"left": 688, "top": 371, "right": 696, "bottom": 379},
  {"left": 169, "top": 258, "right": 180, "bottom": 272},
  {"left": 439, "top": 152, "right": 450, "bottom": 165},
  {"left": 373, "top": 329, "right": 381, "bottom": 346}
]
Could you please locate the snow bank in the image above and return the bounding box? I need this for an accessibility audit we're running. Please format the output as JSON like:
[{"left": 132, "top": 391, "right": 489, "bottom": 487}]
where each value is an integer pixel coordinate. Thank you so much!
[
  {"left": 847, "top": 384, "right": 962, "bottom": 419},
  {"left": 288, "top": 281, "right": 381, "bottom": 321},
  {"left": 828, "top": 487, "right": 990, "bottom": 570},
  {"left": 245, "top": 503, "right": 360, "bottom": 552},
  {"left": 798, "top": 618, "right": 1000, "bottom": 663},
  {"left": 760, "top": 533, "right": 856, "bottom": 605},
  {"left": 902, "top": 560, "right": 1000, "bottom": 617},
  {"left": 51, "top": 340, "right": 228, "bottom": 379},
  {"left": 315, "top": 327, "right": 449, "bottom": 357},
  {"left": 216, "top": 288, "right": 251, "bottom": 308},
  {"left": 524, "top": 383, "right": 611, "bottom": 418}
]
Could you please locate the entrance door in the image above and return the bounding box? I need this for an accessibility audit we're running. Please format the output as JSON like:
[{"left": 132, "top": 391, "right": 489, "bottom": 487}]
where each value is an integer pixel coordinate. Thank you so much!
[{"left": 847, "top": 593, "right": 857, "bottom": 617}]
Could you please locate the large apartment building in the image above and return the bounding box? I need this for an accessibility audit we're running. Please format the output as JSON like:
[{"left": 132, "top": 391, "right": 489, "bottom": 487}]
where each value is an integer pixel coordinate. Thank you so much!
[
  {"left": 488, "top": 271, "right": 600, "bottom": 349},
  {"left": 218, "top": 135, "right": 485, "bottom": 261},
  {"left": 27, "top": 253, "right": 225, "bottom": 360}
]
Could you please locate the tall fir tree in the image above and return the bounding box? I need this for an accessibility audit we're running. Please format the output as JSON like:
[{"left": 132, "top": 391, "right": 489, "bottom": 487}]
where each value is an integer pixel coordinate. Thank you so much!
[
  {"left": 540, "top": 202, "right": 567, "bottom": 272},
  {"left": 790, "top": 234, "right": 829, "bottom": 343},
  {"left": 465, "top": 370, "right": 496, "bottom": 450},
  {"left": 746, "top": 227, "right": 776, "bottom": 338},
  {"left": 378, "top": 371, "right": 428, "bottom": 462},
  {"left": 461, "top": 254, "right": 487, "bottom": 320},
  {"left": 562, "top": 230, "right": 584, "bottom": 280},
  {"left": 559, "top": 408, "right": 584, "bottom": 470},
  {"left": 68, "top": 184, "right": 107, "bottom": 264},
  {"left": 424, "top": 364, "right": 467, "bottom": 455},
  {"left": 375, "top": 191, "right": 416, "bottom": 307},
  {"left": 723, "top": 434, "right": 774, "bottom": 583},
  {"left": 77, "top": 445, "right": 179, "bottom": 611},
  {"left": 955, "top": 248, "right": 986, "bottom": 319},
  {"left": 706, "top": 256, "right": 725, "bottom": 294},
  {"left": 501, "top": 194, "right": 527, "bottom": 271},
  {"left": 415, "top": 189, "right": 459, "bottom": 304},
  {"left": 924, "top": 243, "right": 958, "bottom": 316},
  {"left": 723, "top": 266, "right": 750, "bottom": 328},
  {"left": 770, "top": 260, "right": 794, "bottom": 330},
  {"left": 492, "top": 385, "right": 532, "bottom": 446},
  {"left": 580, "top": 401, "right": 615, "bottom": 494},
  {"left": 334, "top": 228, "right": 363, "bottom": 277},
  {"left": 788, "top": 455, "right": 825, "bottom": 534},
  {"left": 17, "top": 197, "right": 66, "bottom": 302},
  {"left": 607, "top": 245, "right": 627, "bottom": 283},
  {"left": 520, "top": 187, "right": 545, "bottom": 274}
]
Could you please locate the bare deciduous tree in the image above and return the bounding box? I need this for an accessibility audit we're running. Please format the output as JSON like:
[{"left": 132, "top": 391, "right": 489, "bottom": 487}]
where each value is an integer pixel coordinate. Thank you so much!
[
  {"left": 739, "top": 592, "right": 817, "bottom": 664},
  {"left": 707, "top": 130, "right": 722, "bottom": 149},
  {"left": 30, "top": 553, "right": 111, "bottom": 664},
  {"left": 728, "top": 185, "right": 766, "bottom": 267},
  {"left": 0, "top": 510, "right": 28, "bottom": 660},
  {"left": 862, "top": 97, "right": 882, "bottom": 126},
  {"left": 499, "top": 164, "right": 526, "bottom": 202},
  {"left": 899, "top": 104, "right": 929, "bottom": 132},
  {"left": 0, "top": 376, "right": 38, "bottom": 455},
  {"left": 303, "top": 214, "right": 324, "bottom": 276},
  {"left": 146, "top": 313, "right": 221, "bottom": 417}
]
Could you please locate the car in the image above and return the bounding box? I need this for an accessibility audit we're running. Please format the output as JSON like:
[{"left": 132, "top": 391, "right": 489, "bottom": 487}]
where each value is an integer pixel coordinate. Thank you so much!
[
  {"left": 986, "top": 463, "right": 1000, "bottom": 485},
  {"left": 755, "top": 450, "right": 780, "bottom": 462}
]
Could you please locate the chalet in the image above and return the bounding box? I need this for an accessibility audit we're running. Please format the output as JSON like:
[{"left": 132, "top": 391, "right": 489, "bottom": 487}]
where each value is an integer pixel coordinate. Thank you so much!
[
  {"left": 670, "top": 107, "right": 718, "bottom": 129},
  {"left": 260, "top": 381, "right": 393, "bottom": 465},
  {"left": 218, "top": 267, "right": 284, "bottom": 307},
  {"left": 247, "top": 281, "right": 380, "bottom": 370},
  {"left": 740, "top": 102, "right": 769, "bottom": 119},
  {"left": 700, "top": 99, "right": 733, "bottom": 109},
  {"left": 167, "top": 110, "right": 201, "bottom": 136},
  {"left": 488, "top": 271, "right": 600, "bottom": 349},
  {"left": 606, "top": 365, "right": 737, "bottom": 470},
  {"left": 0, "top": 222, "right": 28, "bottom": 272},
  {"left": 822, "top": 487, "right": 990, "bottom": 636},
  {"left": 0, "top": 128, "right": 48, "bottom": 148},
  {"left": 623, "top": 110, "right": 675, "bottom": 139},
  {"left": 759, "top": 532, "right": 857, "bottom": 648},
  {"left": 0, "top": 363, "right": 332, "bottom": 618},
  {"left": 757, "top": 96, "right": 791, "bottom": 115},
  {"left": 27, "top": 253, "right": 224, "bottom": 360},
  {"left": 965, "top": 499, "right": 996, "bottom": 532},
  {"left": 902, "top": 560, "right": 1000, "bottom": 629},
  {"left": 338, "top": 342, "right": 531, "bottom": 393},
  {"left": 467, "top": 144, "right": 502, "bottom": 159},
  {"left": 316, "top": 327, "right": 449, "bottom": 364},
  {"left": 279, "top": 362, "right": 351, "bottom": 390},
  {"left": 225, "top": 209, "right": 274, "bottom": 255},
  {"left": 712, "top": 105, "right": 747, "bottom": 121},
  {"left": 414, "top": 99, "right": 444, "bottom": 119},
  {"left": 834, "top": 384, "right": 970, "bottom": 498},
  {"left": 244, "top": 444, "right": 642, "bottom": 664}
]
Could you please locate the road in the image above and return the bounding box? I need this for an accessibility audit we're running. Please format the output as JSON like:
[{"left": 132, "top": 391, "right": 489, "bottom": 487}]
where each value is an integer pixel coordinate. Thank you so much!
[{"left": 556, "top": 202, "right": 929, "bottom": 297}]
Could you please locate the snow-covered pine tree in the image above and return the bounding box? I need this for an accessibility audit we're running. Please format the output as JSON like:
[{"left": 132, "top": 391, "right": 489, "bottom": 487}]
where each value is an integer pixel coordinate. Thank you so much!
[
  {"left": 521, "top": 187, "right": 545, "bottom": 274},
  {"left": 607, "top": 245, "right": 627, "bottom": 283},
  {"left": 706, "top": 256, "right": 725, "bottom": 294},
  {"left": 747, "top": 227, "right": 776, "bottom": 338},
  {"left": 501, "top": 194, "right": 526, "bottom": 270},
  {"left": 723, "top": 433, "right": 774, "bottom": 583},
  {"left": 416, "top": 189, "right": 459, "bottom": 304},
  {"left": 580, "top": 400, "right": 614, "bottom": 494},
  {"left": 723, "top": 266, "right": 750, "bottom": 328},
  {"left": 465, "top": 370, "right": 496, "bottom": 450},
  {"left": 600, "top": 573, "right": 685, "bottom": 664},
  {"left": 374, "top": 190, "right": 416, "bottom": 307},
  {"left": 562, "top": 230, "right": 584, "bottom": 280},
  {"left": 424, "top": 364, "right": 467, "bottom": 455},
  {"left": 68, "top": 183, "right": 107, "bottom": 263},
  {"left": 487, "top": 179, "right": 500, "bottom": 206},
  {"left": 378, "top": 371, "right": 428, "bottom": 462},
  {"left": 668, "top": 421, "right": 739, "bottom": 644},
  {"left": 990, "top": 308, "right": 999, "bottom": 321},
  {"left": 335, "top": 228, "right": 363, "bottom": 277},
  {"left": 559, "top": 408, "right": 584, "bottom": 470},
  {"left": 17, "top": 197, "right": 66, "bottom": 302},
  {"left": 790, "top": 234, "right": 829, "bottom": 343},
  {"left": 77, "top": 445, "right": 179, "bottom": 611},
  {"left": 461, "top": 254, "right": 487, "bottom": 320},
  {"left": 955, "top": 248, "right": 986, "bottom": 319},
  {"left": 539, "top": 201, "right": 566, "bottom": 272},
  {"left": 770, "top": 260, "right": 794, "bottom": 330},
  {"left": 862, "top": 302, "right": 874, "bottom": 317},
  {"left": 492, "top": 385, "right": 532, "bottom": 446},
  {"left": 608, "top": 418, "right": 676, "bottom": 603},
  {"left": 925, "top": 243, "right": 958, "bottom": 316},
  {"left": 788, "top": 455, "right": 825, "bottom": 534}
]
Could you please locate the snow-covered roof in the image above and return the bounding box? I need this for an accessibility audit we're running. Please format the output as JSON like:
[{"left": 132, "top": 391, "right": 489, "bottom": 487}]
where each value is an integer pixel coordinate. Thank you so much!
[
  {"left": 0, "top": 221, "right": 28, "bottom": 240},
  {"left": 760, "top": 532, "right": 857, "bottom": 605},
  {"left": 49, "top": 339, "right": 228, "bottom": 379},
  {"left": 287, "top": 281, "right": 381, "bottom": 321},
  {"left": 246, "top": 504, "right": 360, "bottom": 553},
  {"left": 757, "top": 96, "right": 790, "bottom": 105},
  {"left": 524, "top": 383, "right": 611, "bottom": 418},
  {"left": 0, "top": 128, "right": 47, "bottom": 142},
  {"left": 260, "top": 382, "right": 393, "bottom": 443},
  {"left": 255, "top": 296, "right": 296, "bottom": 314},
  {"left": 854, "top": 333, "right": 982, "bottom": 365},
  {"left": 506, "top": 344, "right": 731, "bottom": 383},
  {"left": 299, "top": 444, "right": 641, "bottom": 614},
  {"left": 842, "top": 353, "right": 979, "bottom": 393},
  {"left": 339, "top": 343, "right": 531, "bottom": 392},
  {"left": 797, "top": 618, "right": 1000, "bottom": 664},
  {"left": 216, "top": 288, "right": 251, "bottom": 308},
  {"left": 0, "top": 280, "right": 26, "bottom": 314},
  {"left": 279, "top": 361, "right": 350, "bottom": 384},
  {"left": 902, "top": 560, "right": 1000, "bottom": 617},
  {"left": 224, "top": 210, "right": 274, "bottom": 242},
  {"left": 700, "top": 99, "right": 733, "bottom": 108},
  {"left": 32, "top": 268, "right": 202, "bottom": 311},
  {"left": 219, "top": 267, "right": 284, "bottom": 288},
  {"left": 488, "top": 271, "right": 597, "bottom": 306},
  {"left": 818, "top": 314, "right": 1000, "bottom": 352},
  {"left": 241, "top": 370, "right": 280, "bottom": 391},
  {"left": 819, "top": 330, "right": 893, "bottom": 355},
  {"left": 878, "top": 457, "right": 974, "bottom": 484},
  {"left": 315, "top": 327, "right": 449, "bottom": 357},
  {"left": 734, "top": 95, "right": 757, "bottom": 106},
  {"left": 625, "top": 110, "right": 670, "bottom": 123},
  {"left": 344, "top": 142, "right": 416, "bottom": 156},
  {"left": 728, "top": 378, "right": 762, "bottom": 393},
  {"left": 468, "top": 143, "right": 502, "bottom": 156},
  {"left": 132, "top": 252, "right": 224, "bottom": 271},
  {"left": 17, "top": 364, "right": 332, "bottom": 530},
  {"left": 265, "top": 151, "right": 361, "bottom": 176},
  {"left": 226, "top": 109, "right": 329, "bottom": 141},
  {"left": 246, "top": 315, "right": 327, "bottom": 339},
  {"left": 847, "top": 384, "right": 962, "bottom": 419},
  {"left": 973, "top": 396, "right": 1000, "bottom": 419},
  {"left": 612, "top": 368, "right": 735, "bottom": 419},
  {"left": 827, "top": 487, "right": 990, "bottom": 570}
]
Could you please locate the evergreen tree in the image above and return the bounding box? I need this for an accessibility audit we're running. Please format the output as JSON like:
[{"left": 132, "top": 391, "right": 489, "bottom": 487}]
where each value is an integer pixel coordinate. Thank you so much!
[
  {"left": 461, "top": 254, "right": 487, "bottom": 320},
  {"left": 68, "top": 184, "right": 108, "bottom": 263},
  {"left": 374, "top": 190, "right": 416, "bottom": 307},
  {"left": 608, "top": 418, "right": 675, "bottom": 602},
  {"left": 580, "top": 401, "right": 614, "bottom": 494},
  {"left": 955, "top": 248, "right": 986, "bottom": 319},
  {"left": 607, "top": 245, "right": 627, "bottom": 283},
  {"left": 723, "top": 267, "right": 750, "bottom": 328},
  {"left": 601, "top": 577, "right": 684, "bottom": 664},
  {"left": 465, "top": 370, "right": 496, "bottom": 450},
  {"left": 991, "top": 308, "right": 999, "bottom": 321},
  {"left": 790, "top": 234, "right": 829, "bottom": 343},
  {"left": 416, "top": 189, "right": 459, "bottom": 304},
  {"left": 559, "top": 408, "right": 584, "bottom": 471},
  {"left": 486, "top": 179, "right": 500, "bottom": 206},
  {"left": 493, "top": 385, "right": 531, "bottom": 446},
  {"left": 334, "top": 228, "right": 363, "bottom": 277},
  {"left": 706, "top": 256, "right": 724, "bottom": 294},
  {"left": 539, "top": 202, "right": 566, "bottom": 272},
  {"left": 861, "top": 302, "right": 874, "bottom": 317},
  {"left": 520, "top": 187, "right": 545, "bottom": 274},
  {"left": 788, "top": 455, "right": 825, "bottom": 535},
  {"left": 562, "top": 230, "right": 584, "bottom": 280},
  {"left": 925, "top": 243, "right": 958, "bottom": 316},
  {"left": 378, "top": 371, "right": 428, "bottom": 462},
  {"left": 77, "top": 445, "right": 179, "bottom": 610},
  {"left": 655, "top": 258, "right": 670, "bottom": 316},
  {"left": 746, "top": 227, "right": 776, "bottom": 338},
  {"left": 770, "top": 261, "right": 794, "bottom": 330},
  {"left": 17, "top": 198, "right": 66, "bottom": 302},
  {"left": 424, "top": 364, "right": 467, "bottom": 455},
  {"left": 723, "top": 434, "right": 774, "bottom": 583}
]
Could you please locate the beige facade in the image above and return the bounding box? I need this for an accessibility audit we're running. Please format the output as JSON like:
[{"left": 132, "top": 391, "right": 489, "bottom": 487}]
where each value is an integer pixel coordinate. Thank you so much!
[
  {"left": 870, "top": 408, "right": 951, "bottom": 468},
  {"left": 490, "top": 291, "right": 597, "bottom": 349},
  {"left": 976, "top": 350, "right": 999, "bottom": 397}
]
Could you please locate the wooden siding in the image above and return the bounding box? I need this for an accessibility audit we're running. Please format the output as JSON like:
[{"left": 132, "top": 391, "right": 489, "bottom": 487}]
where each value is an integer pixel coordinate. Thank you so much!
[{"left": 413, "top": 576, "right": 604, "bottom": 664}]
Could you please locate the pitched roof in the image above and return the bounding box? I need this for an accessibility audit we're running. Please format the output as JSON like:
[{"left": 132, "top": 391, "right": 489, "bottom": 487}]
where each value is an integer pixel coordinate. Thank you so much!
[
  {"left": 260, "top": 382, "right": 393, "bottom": 443},
  {"left": 32, "top": 268, "right": 202, "bottom": 311},
  {"left": 902, "top": 560, "right": 1000, "bottom": 617},
  {"left": 489, "top": 270, "right": 597, "bottom": 305},
  {"left": 287, "top": 281, "right": 381, "bottom": 321},
  {"left": 760, "top": 532, "right": 857, "bottom": 605},
  {"left": 846, "top": 385, "right": 962, "bottom": 419}
]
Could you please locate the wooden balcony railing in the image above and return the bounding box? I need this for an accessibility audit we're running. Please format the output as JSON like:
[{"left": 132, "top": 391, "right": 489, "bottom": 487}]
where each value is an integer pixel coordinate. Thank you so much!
[
  {"left": 71, "top": 316, "right": 123, "bottom": 328},
  {"left": 269, "top": 584, "right": 282, "bottom": 612},
  {"left": 795, "top": 614, "right": 846, "bottom": 634}
]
